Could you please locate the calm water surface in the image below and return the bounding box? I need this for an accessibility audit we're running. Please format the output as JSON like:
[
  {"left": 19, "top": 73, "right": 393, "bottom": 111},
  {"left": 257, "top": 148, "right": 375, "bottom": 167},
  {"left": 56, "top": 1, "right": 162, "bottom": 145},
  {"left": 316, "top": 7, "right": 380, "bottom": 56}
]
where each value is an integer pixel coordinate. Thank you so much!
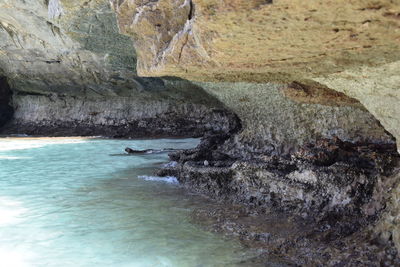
[{"left": 0, "top": 138, "right": 259, "bottom": 267}]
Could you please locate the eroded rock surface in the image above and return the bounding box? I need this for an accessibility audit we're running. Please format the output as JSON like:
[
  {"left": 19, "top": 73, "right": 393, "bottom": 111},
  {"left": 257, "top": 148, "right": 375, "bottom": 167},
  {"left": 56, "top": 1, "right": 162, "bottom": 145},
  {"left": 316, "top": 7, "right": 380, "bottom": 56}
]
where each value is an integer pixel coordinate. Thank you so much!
[
  {"left": 110, "top": 2, "right": 400, "bottom": 260},
  {"left": 3, "top": 81, "right": 239, "bottom": 137},
  {"left": 111, "top": 0, "right": 400, "bottom": 151},
  {"left": 0, "top": 0, "right": 140, "bottom": 95},
  {"left": 0, "top": 0, "right": 238, "bottom": 137},
  {"left": 111, "top": 0, "right": 400, "bottom": 80},
  {"left": 157, "top": 133, "right": 400, "bottom": 265},
  {"left": 197, "top": 82, "right": 395, "bottom": 155}
]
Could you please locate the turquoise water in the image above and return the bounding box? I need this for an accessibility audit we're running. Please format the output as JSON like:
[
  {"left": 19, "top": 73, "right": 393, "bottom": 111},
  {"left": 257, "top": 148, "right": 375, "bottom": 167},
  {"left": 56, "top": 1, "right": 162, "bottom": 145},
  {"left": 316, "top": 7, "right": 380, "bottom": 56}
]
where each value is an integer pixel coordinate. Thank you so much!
[{"left": 0, "top": 138, "right": 258, "bottom": 267}]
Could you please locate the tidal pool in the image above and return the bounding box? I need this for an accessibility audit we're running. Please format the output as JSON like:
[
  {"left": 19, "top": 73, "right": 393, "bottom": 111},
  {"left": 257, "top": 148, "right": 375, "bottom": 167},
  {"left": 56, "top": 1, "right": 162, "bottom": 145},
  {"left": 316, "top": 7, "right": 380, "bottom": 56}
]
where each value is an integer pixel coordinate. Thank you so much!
[{"left": 0, "top": 138, "right": 259, "bottom": 267}]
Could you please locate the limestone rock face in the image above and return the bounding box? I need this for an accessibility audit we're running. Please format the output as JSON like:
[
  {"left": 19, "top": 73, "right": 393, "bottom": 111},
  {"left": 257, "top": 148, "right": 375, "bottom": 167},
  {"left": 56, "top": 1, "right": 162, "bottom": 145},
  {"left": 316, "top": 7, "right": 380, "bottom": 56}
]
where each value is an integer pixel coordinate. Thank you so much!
[
  {"left": 0, "top": 0, "right": 151, "bottom": 96},
  {"left": 314, "top": 61, "right": 400, "bottom": 154},
  {"left": 110, "top": 1, "right": 400, "bottom": 253},
  {"left": 0, "top": 0, "right": 239, "bottom": 137},
  {"left": 197, "top": 82, "right": 394, "bottom": 155},
  {"left": 0, "top": 0, "right": 399, "bottom": 261},
  {"left": 111, "top": 0, "right": 400, "bottom": 151},
  {"left": 111, "top": 0, "right": 400, "bottom": 81},
  {"left": 3, "top": 80, "right": 240, "bottom": 138}
]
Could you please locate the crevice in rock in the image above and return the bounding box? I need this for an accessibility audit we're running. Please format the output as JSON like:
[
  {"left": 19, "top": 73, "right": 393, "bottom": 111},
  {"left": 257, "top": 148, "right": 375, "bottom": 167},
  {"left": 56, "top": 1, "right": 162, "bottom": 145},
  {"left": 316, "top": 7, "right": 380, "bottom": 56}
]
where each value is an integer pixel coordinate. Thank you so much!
[
  {"left": 188, "top": 0, "right": 195, "bottom": 21},
  {"left": 0, "top": 76, "right": 14, "bottom": 129}
]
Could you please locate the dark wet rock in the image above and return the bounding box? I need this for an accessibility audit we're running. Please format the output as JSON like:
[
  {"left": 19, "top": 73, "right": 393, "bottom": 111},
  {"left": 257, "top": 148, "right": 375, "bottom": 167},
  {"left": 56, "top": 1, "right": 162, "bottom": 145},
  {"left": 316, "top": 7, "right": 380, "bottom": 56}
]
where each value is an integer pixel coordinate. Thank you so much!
[
  {"left": 156, "top": 134, "right": 400, "bottom": 265},
  {"left": 0, "top": 105, "right": 13, "bottom": 129},
  {"left": 163, "top": 135, "right": 399, "bottom": 216},
  {"left": 125, "top": 148, "right": 154, "bottom": 154},
  {"left": 125, "top": 147, "right": 176, "bottom": 154},
  {"left": 0, "top": 77, "right": 13, "bottom": 128},
  {"left": 2, "top": 93, "right": 241, "bottom": 138}
]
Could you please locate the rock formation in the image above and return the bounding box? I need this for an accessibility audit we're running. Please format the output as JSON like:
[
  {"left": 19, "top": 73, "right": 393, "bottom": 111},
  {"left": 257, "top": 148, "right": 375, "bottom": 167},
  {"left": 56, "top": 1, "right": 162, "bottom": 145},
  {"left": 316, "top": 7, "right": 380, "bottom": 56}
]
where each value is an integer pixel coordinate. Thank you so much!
[
  {"left": 111, "top": 0, "right": 400, "bottom": 264},
  {"left": 1, "top": 0, "right": 399, "bottom": 265},
  {"left": 0, "top": 0, "right": 236, "bottom": 136},
  {"left": 111, "top": 0, "right": 400, "bottom": 153},
  {"left": 0, "top": 76, "right": 13, "bottom": 127}
]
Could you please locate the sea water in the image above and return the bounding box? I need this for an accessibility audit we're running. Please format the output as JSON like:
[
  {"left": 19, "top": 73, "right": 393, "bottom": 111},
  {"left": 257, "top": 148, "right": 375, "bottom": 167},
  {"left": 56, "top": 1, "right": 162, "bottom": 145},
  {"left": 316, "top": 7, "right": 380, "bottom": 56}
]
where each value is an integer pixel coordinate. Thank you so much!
[{"left": 0, "top": 138, "right": 259, "bottom": 267}]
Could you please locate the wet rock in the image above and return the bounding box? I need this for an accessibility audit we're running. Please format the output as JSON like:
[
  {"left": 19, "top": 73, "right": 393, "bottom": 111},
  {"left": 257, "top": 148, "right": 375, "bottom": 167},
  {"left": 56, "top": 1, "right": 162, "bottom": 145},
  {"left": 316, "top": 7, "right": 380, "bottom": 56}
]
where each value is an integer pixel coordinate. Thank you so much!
[
  {"left": 156, "top": 134, "right": 400, "bottom": 265},
  {"left": 2, "top": 92, "right": 240, "bottom": 138},
  {"left": 0, "top": 77, "right": 13, "bottom": 128}
]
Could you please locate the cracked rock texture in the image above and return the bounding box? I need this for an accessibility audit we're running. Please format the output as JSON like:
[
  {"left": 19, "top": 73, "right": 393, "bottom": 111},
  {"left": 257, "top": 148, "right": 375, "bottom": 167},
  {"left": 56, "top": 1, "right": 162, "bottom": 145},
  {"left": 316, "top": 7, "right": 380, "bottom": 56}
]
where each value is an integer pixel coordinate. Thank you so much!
[
  {"left": 0, "top": 0, "right": 146, "bottom": 96},
  {"left": 111, "top": 0, "right": 400, "bottom": 152},
  {"left": 0, "top": 0, "right": 238, "bottom": 136},
  {"left": 111, "top": 0, "right": 400, "bottom": 258}
]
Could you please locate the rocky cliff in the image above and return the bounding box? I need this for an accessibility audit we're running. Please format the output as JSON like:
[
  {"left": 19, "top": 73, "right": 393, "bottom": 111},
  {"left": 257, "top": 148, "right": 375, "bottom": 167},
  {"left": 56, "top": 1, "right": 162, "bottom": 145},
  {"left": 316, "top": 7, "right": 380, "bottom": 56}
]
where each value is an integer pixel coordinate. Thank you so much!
[
  {"left": 0, "top": 0, "right": 237, "bottom": 137},
  {"left": 111, "top": 0, "right": 400, "bottom": 153},
  {"left": 110, "top": 0, "right": 400, "bottom": 264},
  {"left": 1, "top": 0, "right": 399, "bottom": 265}
]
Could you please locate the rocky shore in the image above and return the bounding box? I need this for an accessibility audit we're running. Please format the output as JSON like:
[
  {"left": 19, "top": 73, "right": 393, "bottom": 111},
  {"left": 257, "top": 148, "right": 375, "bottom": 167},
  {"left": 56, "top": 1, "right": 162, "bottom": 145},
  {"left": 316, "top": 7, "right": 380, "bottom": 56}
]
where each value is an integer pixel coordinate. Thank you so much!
[
  {"left": 156, "top": 133, "right": 400, "bottom": 265},
  {"left": 1, "top": 93, "right": 239, "bottom": 138}
]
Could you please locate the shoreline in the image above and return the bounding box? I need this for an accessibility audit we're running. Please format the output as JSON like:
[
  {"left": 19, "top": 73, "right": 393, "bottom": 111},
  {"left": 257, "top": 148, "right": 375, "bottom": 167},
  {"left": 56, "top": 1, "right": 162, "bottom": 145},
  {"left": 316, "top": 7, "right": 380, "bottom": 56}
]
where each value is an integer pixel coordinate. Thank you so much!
[
  {"left": 1, "top": 133, "right": 399, "bottom": 265},
  {"left": 156, "top": 133, "right": 400, "bottom": 265},
  {"left": 0, "top": 135, "right": 201, "bottom": 141}
]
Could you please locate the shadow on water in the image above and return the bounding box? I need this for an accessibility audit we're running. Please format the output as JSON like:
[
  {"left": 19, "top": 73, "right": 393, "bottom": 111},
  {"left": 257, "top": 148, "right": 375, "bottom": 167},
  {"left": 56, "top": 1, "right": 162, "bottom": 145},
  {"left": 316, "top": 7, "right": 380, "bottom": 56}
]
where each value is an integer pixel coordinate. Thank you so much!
[{"left": 0, "top": 138, "right": 291, "bottom": 266}]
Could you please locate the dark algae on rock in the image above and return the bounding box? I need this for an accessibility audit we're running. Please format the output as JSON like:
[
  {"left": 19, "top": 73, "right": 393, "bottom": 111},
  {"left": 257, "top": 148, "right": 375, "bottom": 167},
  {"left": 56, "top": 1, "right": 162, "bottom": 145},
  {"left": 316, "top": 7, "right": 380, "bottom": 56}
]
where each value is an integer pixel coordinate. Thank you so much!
[{"left": 157, "top": 134, "right": 400, "bottom": 265}]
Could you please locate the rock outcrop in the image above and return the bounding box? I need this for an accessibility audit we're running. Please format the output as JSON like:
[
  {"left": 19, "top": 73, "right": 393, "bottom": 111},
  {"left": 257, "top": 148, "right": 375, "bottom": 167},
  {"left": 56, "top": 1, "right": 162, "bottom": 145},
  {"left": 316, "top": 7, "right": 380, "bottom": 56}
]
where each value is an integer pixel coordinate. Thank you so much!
[
  {"left": 111, "top": 0, "right": 400, "bottom": 152},
  {"left": 1, "top": 0, "right": 399, "bottom": 265},
  {"left": 158, "top": 134, "right": 400, "bottom": 265},
  {"left": 110, "top": 0, "right": 400, "bottom": 263},
  {"left": 0, "top": 0, "right": 238, "bottom": 137},
  {"left": 3, "top": 81, "right": 239, "bottom": 137}
]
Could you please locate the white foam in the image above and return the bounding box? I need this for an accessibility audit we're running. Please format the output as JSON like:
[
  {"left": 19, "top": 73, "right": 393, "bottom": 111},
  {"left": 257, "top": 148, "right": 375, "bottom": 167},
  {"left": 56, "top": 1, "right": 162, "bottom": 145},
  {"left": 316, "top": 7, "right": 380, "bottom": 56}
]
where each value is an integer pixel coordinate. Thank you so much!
[
  {"left": 0, "top": 247, "right": 33, "bottom": 267},
  {"left": 0, "top": 156, "right": 30, "bottom": 160},
  {"left": 0, "top": 139, "right": 87, "bottom": 152},
  {"left": 163, "top": 161, "right": 178, "bottom": 168},
  {"left": 0, "top": 197, "right": 27, "bottom": 226},
  {"left": 138, "top": 175, "right": 179, "bottom": 185}
]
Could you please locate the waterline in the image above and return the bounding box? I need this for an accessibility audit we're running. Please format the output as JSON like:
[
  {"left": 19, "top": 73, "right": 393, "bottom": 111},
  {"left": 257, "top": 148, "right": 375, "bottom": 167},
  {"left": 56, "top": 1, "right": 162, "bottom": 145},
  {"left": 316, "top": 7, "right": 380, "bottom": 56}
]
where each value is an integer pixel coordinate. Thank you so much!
[{"left": 0, "top": 137, "right": 258, "bottom": 266}]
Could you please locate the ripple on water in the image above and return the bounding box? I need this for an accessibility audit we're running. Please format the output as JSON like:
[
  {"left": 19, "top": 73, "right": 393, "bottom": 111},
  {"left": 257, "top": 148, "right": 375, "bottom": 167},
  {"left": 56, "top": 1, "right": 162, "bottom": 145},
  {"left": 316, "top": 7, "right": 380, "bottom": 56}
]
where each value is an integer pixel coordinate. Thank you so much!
[{"left": 0, "top": 138, "right": 261, "bottom": 267}]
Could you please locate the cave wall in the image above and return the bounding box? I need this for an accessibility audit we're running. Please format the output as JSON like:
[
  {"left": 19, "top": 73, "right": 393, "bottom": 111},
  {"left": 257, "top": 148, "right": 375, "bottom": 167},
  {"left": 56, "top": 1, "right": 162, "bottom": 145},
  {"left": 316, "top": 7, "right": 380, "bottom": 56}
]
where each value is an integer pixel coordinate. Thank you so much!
[
  {"left": 314, "top": 61, "right": 400, "bottom": 154},
  {"left": 0, "top": 0, "right": 238, "bottom": 137},
  {"left": 1, "top": 0, "right": 397, "bottom": 147},
  {"left": 0, "top": 0, "right": 399, "bottom": 262},
  {"left": 0, "top": 76, "right": 13, "bottom": 127},
  {"left": 4, "top": 80, "right": 238, "bottom": 137},
  {"left": 111, "top": 0, "right": 400, "bottom": 152},
  {"left": 0, "top": 0, "right": 142, "bottom": 96},
  {"left": 197, "top": 82, "right": 394, "bottom": 155},
  {"left": 110, "top": 0, "right": 400, "bottom": 253}
]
